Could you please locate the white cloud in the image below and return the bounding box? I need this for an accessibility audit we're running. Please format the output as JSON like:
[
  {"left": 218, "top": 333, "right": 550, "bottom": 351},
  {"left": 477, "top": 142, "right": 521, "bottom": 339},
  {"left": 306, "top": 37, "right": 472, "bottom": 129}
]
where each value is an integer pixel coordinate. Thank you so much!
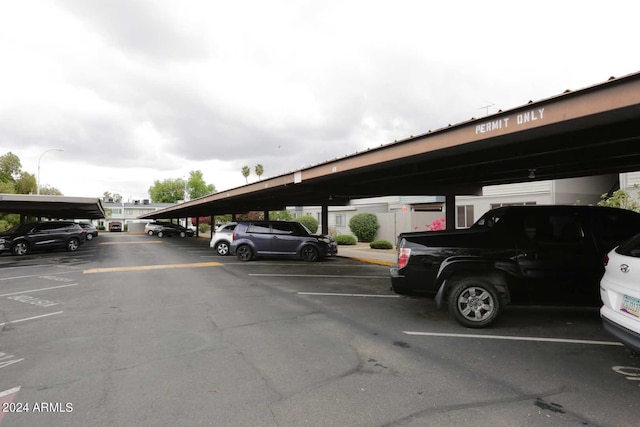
[{"left": 1, "top": 0, "right": 639, "bottom": 200}]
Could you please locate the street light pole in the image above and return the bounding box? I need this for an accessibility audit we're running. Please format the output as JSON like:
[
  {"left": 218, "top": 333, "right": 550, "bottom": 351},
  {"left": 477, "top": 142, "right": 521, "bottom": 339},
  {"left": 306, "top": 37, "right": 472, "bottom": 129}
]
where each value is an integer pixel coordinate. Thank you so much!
[{"left": 37, "top": 148, "right": 63, "bottom": 195}]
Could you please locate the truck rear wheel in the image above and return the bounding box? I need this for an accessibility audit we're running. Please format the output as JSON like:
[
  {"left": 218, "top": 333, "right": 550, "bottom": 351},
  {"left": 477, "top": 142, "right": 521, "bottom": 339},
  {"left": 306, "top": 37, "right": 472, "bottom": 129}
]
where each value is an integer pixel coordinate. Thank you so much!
[{"left": 448, "top": 278, "right": 500, "bottom": 328}]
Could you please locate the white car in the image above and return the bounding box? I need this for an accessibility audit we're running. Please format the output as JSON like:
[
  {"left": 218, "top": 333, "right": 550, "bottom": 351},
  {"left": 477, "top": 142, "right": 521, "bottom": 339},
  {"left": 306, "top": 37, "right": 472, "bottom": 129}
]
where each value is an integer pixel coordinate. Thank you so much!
[
  {"left": 600, "top": 233, "right": 640, "bottom": 353},
  {"left": 210, "top": 222, "right": 237, "bottom": 256},
  {"left": 144, "top": 222, "right": 163, "bottom": 236}
]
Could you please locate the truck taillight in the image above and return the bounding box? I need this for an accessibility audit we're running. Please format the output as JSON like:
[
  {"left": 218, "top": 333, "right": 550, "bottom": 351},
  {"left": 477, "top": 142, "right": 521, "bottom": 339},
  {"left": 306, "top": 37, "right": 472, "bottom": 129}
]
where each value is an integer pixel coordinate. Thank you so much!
[
  {"left": 398, "top": 248, "right": 411, "bottom": 269},
  {"left": 603, "top": 253, "right": 609, "bottom": 267}
]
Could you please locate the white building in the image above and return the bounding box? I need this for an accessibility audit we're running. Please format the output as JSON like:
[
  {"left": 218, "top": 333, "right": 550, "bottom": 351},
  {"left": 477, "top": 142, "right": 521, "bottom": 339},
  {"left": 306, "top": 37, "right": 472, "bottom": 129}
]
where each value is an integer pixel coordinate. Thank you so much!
[
  {"left": 291, "top": 173, "right": 634, "bottom": 242},
  {"left": 100, "top": 199, "right": 174, "bottom": 230}
]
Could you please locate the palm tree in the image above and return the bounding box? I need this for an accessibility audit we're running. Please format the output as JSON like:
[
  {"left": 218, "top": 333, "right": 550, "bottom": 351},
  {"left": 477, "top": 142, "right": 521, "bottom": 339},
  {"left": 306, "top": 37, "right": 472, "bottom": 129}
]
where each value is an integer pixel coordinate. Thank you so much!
[
  {"left": 241, "top": 166, "right": 250, "bottom": 183},
  {"left": 255, "top": 164, "right": 264, "bottom": 180}
]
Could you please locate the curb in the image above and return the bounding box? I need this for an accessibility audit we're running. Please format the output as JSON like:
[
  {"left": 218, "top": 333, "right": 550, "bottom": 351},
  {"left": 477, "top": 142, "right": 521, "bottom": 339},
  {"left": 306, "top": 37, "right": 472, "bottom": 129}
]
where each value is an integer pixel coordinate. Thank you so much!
[{"left": 337, "top": 255, "right": 394, "bottom": 267}]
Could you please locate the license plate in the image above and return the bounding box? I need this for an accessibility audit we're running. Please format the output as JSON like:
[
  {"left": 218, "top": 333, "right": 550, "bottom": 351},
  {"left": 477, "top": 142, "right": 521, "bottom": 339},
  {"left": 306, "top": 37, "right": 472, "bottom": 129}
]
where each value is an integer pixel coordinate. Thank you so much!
[{"left": 621, "top": 295, "right": 640, "bottom": 318}]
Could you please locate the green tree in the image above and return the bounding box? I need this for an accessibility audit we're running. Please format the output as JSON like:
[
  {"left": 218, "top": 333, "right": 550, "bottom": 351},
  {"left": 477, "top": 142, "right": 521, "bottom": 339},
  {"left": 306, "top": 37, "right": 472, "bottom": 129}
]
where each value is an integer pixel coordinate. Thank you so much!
[
  {"left": 0, "top": 180, "right": 15, "bottom": 194},
  {"left": 187, "top": 170, "right": 215, "bottom": 199},
  {"left": 0, "top": 153, "right": 35, "bottom": 230},
  {"left": 0, "top": 152, "right": 21, "bottom": 183},
  {"left": 295, "top": 215, "right": 318, "bottom": 233},
  {"left": 255, "top": 164, "right": 264, "bottom": 180},
  {"left": 38, "top": 185, "right": 63, "bottom": 196},
  {"left": 0, "top": 214, "right": 20, "bottom": 232},
  {"left": 598, "top": 186, "right": 640, "bottom": 212},
  {"left": 241, "top": 166, "right": 251, "bottom": 183},
  {"left": 349, "top": 213, "right": 379, "bottom": 242},
  {"left": 148, "top": 178, "right": 187, "bottom": 203},
  {"left": 269, "top": 210, "right": 292, "bottom": 221},
  {"left": 15, "top": 171, "right": 37, "bottom": 194}
]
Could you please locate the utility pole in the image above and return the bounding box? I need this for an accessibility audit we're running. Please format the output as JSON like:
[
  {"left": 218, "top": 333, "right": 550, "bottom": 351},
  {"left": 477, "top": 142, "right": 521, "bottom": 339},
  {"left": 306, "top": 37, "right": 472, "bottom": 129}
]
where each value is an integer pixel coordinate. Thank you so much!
[{"left": 37, "top": 148, "right": 63, "bottom": 195}]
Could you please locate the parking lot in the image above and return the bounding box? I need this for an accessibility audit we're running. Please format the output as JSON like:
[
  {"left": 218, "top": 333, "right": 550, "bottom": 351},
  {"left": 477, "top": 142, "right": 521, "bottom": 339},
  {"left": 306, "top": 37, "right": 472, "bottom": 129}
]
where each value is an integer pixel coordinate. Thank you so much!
[{"left": 1, "top": 233, "right": 639, "bottom": 426}]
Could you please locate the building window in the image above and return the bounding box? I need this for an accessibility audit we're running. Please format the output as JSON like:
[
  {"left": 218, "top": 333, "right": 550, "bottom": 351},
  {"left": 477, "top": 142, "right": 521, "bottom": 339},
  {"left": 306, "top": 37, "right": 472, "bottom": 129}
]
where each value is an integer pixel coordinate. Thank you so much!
[
  {"left": 457, "top": 205, "right": 475, "bottom": 228},
  {"left": 335, "top": 214, "right": 346, "bottom": 227},
  {"left": 111, "top": 208, "right": 122, "bottom": 215}
]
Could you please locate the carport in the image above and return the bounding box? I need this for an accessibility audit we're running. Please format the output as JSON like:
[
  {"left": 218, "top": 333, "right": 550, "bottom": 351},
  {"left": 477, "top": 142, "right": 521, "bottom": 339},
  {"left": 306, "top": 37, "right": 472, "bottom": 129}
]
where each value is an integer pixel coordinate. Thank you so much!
[
  {"left": 0, "top": 194, "right": 106, "bottom": 221},
  {"left": 139, "top": 72, "right": 640, "bottom": 234}
]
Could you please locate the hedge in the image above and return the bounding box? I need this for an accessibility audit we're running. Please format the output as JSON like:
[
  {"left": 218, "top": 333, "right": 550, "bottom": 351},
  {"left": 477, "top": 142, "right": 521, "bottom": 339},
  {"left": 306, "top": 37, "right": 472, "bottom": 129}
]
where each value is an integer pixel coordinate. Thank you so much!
[
  {"left": 334, "top": 234, "right": 357, "bottom": 245},
  {"left": 369, "top": 240, "right": 393, "bottom": 249}
]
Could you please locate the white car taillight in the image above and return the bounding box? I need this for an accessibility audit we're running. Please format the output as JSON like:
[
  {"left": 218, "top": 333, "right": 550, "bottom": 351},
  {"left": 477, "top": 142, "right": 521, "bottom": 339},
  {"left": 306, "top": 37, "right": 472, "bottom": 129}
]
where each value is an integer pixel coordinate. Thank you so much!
[{"left": 398, "top": 248, "right": 411, "bottom": 269}]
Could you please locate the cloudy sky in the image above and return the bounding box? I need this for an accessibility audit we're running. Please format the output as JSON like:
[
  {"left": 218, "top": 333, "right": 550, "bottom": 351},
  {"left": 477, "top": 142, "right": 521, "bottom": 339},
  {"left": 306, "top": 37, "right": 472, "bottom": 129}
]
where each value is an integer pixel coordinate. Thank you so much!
[{"left": 1, "top": 1, "right": 638, "bottom": 201}]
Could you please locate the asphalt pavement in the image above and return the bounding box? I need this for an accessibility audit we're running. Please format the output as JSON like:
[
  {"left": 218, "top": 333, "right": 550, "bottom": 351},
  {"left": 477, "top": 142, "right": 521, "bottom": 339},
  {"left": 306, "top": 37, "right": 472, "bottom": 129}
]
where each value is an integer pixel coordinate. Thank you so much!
[{"left": 3, "top": 233, "right": 639, "bottom": 426}]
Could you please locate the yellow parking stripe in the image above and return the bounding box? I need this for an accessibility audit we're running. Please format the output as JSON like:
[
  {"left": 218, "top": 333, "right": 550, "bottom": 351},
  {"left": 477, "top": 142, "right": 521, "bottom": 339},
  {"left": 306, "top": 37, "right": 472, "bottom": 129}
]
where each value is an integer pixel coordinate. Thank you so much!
[{"left": 83, "top": 262, "right": 223, "bottom": 274}]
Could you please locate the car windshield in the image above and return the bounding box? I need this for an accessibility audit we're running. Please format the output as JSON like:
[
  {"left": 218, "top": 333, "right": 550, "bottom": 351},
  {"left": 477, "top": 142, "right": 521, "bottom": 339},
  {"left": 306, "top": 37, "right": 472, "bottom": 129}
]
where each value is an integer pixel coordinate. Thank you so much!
[
  {"left": 298, "top": 223, "right": 313, "bottom": 235},
  {"left": 617, "top": 233, "right": 640, "bottom": 257},
  {"left": 217, "top": 223, "right": 236, "bottom": 232},
  {"left": 5, "top": 223, "right": 36, "bottom": 233}
]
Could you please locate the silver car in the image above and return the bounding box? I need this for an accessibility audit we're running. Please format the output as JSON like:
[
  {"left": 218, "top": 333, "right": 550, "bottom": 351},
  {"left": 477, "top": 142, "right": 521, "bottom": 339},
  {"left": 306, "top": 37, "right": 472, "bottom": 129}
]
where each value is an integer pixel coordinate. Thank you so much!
[{"left": 210, "top": 222, "right": 237, "bottom": 256}]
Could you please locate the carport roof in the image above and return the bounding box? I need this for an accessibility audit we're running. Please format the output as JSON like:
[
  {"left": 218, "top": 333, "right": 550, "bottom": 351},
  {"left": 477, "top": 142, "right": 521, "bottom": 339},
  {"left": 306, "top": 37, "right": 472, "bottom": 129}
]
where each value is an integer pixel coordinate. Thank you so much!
[
  {"left": 139, "top": 71, "right": 640, "bottom": 220},
  {"left": 0, "top": 194, "right": 106, "bottom": 219}
]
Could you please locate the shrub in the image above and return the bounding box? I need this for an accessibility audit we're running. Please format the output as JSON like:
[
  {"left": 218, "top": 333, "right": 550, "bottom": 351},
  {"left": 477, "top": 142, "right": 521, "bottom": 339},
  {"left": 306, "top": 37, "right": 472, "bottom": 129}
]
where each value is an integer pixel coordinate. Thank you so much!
[
  {"left": 334, "top": 234, "right": 357, "bottom": 245},
  {"left": 369, "top": 240, "right": 393, "bottom": 249},
  {"left": 349, "top": 213, "right": 379, "bottom": 242},
  {"left": 0, "top": 220, "right": 12, "bottom": 233},
  {"left": 294, "top": 215, "right": 318, "bottom": 233},
  {"left": 598, "top": 186, "right": 640, "bottom": 212}
]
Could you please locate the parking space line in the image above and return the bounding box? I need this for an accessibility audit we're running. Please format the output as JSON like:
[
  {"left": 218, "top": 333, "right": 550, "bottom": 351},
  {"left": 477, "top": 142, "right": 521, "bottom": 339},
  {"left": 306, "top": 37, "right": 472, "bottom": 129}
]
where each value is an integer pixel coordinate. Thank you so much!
[
  {"left": 0, "top": 311, "right": 63, "bottom": 327},
  {"left": 403, "top": 331, "right": 624, "bottom": 346},
  {"left": 99, "top": 241, "right": 162, "bottom": 245},
  {"left": 83, "top": 261, "right": 223, "bottom": 274},
  {"left": 0, "top": 283, "right": 79, "bottom": 297},
  {"left": 250, "top": 274, "right": 388, "bottom": 279},
  {"left": 299, "top": 292, "right": 400, "bottom": 298},
  {"left": 0, "top": 271, "right": 80, "bottom": 282},
  {"left": 0, "top": 386, "right": 21, "bottom": 398}
]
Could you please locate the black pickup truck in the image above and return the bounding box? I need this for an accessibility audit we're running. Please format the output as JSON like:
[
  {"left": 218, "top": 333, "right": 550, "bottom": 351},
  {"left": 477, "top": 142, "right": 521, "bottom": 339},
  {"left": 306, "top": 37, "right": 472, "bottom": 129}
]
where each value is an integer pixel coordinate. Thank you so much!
[{"left": 390, "top": 205, "right": 640, "bottom": 328}]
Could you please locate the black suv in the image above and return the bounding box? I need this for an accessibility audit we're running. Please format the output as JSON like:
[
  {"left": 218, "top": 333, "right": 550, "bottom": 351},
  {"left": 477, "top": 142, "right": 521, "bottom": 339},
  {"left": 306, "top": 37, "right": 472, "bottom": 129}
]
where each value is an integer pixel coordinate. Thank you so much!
[
  {"left": 0, "top": 221, "right": 86, "bottom": 256},
  {"left": 390, "top": 205, "right": 640, "bottom": 328},
  {"left": 146, "top": 221, "right": 195, "bottom": 238},
  {"left": 230, "top": 220, "right": 338, "bottom": 262}
]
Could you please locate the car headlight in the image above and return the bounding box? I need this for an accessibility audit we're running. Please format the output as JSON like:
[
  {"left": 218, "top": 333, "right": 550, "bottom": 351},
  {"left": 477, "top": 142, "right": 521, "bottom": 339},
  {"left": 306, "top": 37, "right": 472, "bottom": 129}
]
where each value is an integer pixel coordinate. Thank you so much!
[{"left": 318, "top": 237, "right": 331, "bottom": 244}]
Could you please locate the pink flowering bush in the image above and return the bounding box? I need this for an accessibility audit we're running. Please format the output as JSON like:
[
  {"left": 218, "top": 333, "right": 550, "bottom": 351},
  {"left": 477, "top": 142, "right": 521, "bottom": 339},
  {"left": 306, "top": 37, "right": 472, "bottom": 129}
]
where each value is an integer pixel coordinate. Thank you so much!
[
  {"left": 414, "top": 218, "right": 446, "bottom": 231},
  {"left": 428, "top": 218, "right": 446, "bottom": 231}
]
